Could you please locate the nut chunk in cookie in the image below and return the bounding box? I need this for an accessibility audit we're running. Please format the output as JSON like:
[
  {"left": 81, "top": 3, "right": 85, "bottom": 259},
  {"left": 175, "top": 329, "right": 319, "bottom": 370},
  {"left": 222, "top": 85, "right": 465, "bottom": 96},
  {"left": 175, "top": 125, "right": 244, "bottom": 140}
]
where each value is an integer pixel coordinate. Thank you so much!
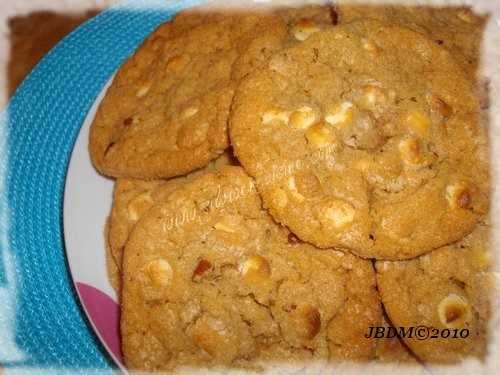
[
  {"left": 121, "top": 166, "right": 380, "bottom": 371},
  {"left": 230, "top": 20, "right": 489, "bottom": 260},
  {"left": 376, "top": 222, "right": 491, "bottom": 362}
]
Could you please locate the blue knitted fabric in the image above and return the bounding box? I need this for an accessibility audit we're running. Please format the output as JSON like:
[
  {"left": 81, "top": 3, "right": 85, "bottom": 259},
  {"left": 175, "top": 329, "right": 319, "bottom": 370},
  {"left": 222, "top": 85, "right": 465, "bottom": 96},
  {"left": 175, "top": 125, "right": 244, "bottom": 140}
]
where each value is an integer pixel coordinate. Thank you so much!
[{"left": 0, "top": 0, "right": 200, "bottom": 371}]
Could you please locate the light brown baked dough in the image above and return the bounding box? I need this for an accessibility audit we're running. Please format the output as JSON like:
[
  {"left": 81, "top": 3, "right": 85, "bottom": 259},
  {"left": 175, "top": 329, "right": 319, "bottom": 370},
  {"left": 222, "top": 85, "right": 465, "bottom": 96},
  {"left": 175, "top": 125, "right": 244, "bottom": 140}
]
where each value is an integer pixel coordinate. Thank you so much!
[
  {"left": 105, "top": 218, "right": 121, "bottom": 292},
  {"left": 121, "top": 166, "right": 381, "bottom": 371},
  {"left": 230, "top": 21, "right": 489, "bottom": 260},
  {"left": 375, "top": 315, "right": 418, "bottom": 364},
  {"left": 89, "top": 3, "right": 340, "bottom": 180},
  {"left": 89, "top": 11, "right": 283, "bottom": 179},
  {"left": 376, "top": 221, "right": 491, "bottom": 362},
  {"left": 335, "top": 4, "right": 488, "bottom": 78},
  {"left": 232, "top": 2, "right": 337, "bottom": 81},
  {"left": 108, "top": 152, "right": 235, "bottom": 271}
]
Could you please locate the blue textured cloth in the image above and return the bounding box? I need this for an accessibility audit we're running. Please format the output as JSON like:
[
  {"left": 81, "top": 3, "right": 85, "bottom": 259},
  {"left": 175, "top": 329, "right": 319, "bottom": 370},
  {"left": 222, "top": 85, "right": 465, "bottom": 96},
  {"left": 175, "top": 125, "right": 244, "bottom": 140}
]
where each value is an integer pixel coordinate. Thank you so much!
[{"left": 0, "top": 0, "right": 200, "bottom": 371}]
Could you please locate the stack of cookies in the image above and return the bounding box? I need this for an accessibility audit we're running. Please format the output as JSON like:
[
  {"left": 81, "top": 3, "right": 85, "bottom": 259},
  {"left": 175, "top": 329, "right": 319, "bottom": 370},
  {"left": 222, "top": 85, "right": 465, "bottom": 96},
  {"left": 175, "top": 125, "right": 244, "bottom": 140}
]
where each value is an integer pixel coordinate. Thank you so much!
[{"left": 89, "top": 1, "right": 491, "bottom": 372}]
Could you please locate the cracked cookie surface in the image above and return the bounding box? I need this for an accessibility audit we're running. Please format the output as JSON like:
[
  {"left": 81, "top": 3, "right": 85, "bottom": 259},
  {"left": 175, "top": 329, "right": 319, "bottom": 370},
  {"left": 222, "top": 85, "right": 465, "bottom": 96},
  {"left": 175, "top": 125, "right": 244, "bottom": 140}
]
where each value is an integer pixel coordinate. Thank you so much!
[
  {"left": 121, "top": 166, "right": 380, "bottom": 371},
  {"left": 230, "top": 20, "right": 489, "bottom": 260},
  {"left": 89, "top": 11, "right": 283, "bottom": 179},
  {"left": 375, "top": 221, "right": 491, "bottom": 362}
]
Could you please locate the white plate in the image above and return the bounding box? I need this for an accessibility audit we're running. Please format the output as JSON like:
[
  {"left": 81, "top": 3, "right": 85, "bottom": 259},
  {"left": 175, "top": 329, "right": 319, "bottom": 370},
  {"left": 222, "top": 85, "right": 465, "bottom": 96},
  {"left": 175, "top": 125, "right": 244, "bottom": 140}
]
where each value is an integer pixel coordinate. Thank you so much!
[{"left": 63, "top": 77, "right": 124, "bottom": 368}]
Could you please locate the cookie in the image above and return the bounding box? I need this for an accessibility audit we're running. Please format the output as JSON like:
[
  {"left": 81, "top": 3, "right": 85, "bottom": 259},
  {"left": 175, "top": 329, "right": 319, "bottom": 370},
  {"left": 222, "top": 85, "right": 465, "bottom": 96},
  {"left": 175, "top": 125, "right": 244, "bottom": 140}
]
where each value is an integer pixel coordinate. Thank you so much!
[
  {"left": 121, "top": 166, "right": 381, "bottom": 371},
  {"left": 232, "top": 2, "right": 336, "bottom": 81},
  {"left": 108, "top": 151, "right": 235, "bottom": 271},
  {"left": 335, "top": 4, "right": 488, "bottom": 77},
  {"left": 105, "top": 218, "right": 121, "bottom": 292},
  {"left": 375, "top": 221, "right": 491, "bottom": 362},
  {"left": 230, "top": 21, "right": 489, "bottom": 260},
  {"left": 89, "top": 11, "right": 283, "bottom": 179},
  {"left": 375, "top": 315, "right": 417, "bottom": 364}
]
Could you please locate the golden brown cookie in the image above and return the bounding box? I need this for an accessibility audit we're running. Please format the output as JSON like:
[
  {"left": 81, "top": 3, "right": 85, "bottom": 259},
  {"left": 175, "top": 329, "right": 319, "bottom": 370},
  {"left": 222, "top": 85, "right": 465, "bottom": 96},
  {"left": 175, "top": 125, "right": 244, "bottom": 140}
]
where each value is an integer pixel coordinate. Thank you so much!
[
  {"left": 108, "top": 151, "right": 235, "bottom": 271},
  {"left": 230, "top": 21, "right": 489, "bottom": 260},
  {"left": 375, "top": 315, "right": 417, "bottom": 364},
  {"left": 121, "top": 166, "right": 381, "bottom": 371},
  {"left": 335, "top": 4, "right": 488, "bottom": 78},
  {"left": 89, "top": 11, "right": 283, "bottom": 179},
  {"left": 371, "top": 315, "right": 427, "bottom": 375},
  {"left": 232, "top": 2, "right": 336, "bottom": 81},
  {"left": 105, "top": 218, "right": 121, "bottom": 293},
  {"left": 376, "top": 221, "right": 491, "bottom": 363}
]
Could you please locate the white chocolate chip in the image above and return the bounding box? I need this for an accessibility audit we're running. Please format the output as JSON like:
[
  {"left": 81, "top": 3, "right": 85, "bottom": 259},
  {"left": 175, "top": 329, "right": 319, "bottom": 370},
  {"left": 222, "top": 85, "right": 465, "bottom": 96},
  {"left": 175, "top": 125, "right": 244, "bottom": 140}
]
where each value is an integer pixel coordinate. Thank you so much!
[
  {"left": 214, "top": 221, "right": 236, "bottom": 233},
  {"left": 287, "top": 177, "right": 305, "bottom": 202},
  {"left": 213, "top": 215, "right": 248, "bottom": 238},
  {"left": 191, "top": 316, "right": 225, "bottom": 357},
  {"left": 144, "top": 259, "right": 173, "bottom": 287},
  {"left": 445, "top": 182, "right": 471, "bottom": 210},
  {"left": 240, "top": 255, "right": 271, "bottom": 283},
  {"left": 322, "top": 199, "right": 355, "bottom": 229},
  {"left": 287, "top": 176, "right": 298, "bottom": 191},
  {"left": 262, "top": 109, "right": 290, "bottom": 126},
  {"left": 292, "top": 19, "right": 320, "bottom": 41},
  {"left": 438, "top": 294, "right": 471, "bottom": 328},
  {"left": 136, "top": 83, "right": 151, "bottom": 98},
  {"left": 325, "top": 101, "right": 354, "bottom": 127},
  {"left": 177, "top": 121, "right": 209, "bottom": 149},
  {"left": 305, "top": 122, "right": 337, "bottom": 148},
  {"left": 181, "top": 106, "right": 199, "bottom": 119},
  {"left": 166, "top": 54, "right": 190, "bottom": 72},
  {"left": 406, "top": 110, "right": 430, "bottom": 137},
  {"left": 356, "top": 85, "right": 389, "bottom": 111},
  {"left": 127, "top": 192, "right": 154, "bottom": 221},
  {"left": 289, "top": 106, "right": 317, "bottom": 129},
  {"left": 457, "top": 9, "right": 474, "bottom": 23},
  {"left": 398, "top": 138, "right": 422, "bottom": 165}
]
